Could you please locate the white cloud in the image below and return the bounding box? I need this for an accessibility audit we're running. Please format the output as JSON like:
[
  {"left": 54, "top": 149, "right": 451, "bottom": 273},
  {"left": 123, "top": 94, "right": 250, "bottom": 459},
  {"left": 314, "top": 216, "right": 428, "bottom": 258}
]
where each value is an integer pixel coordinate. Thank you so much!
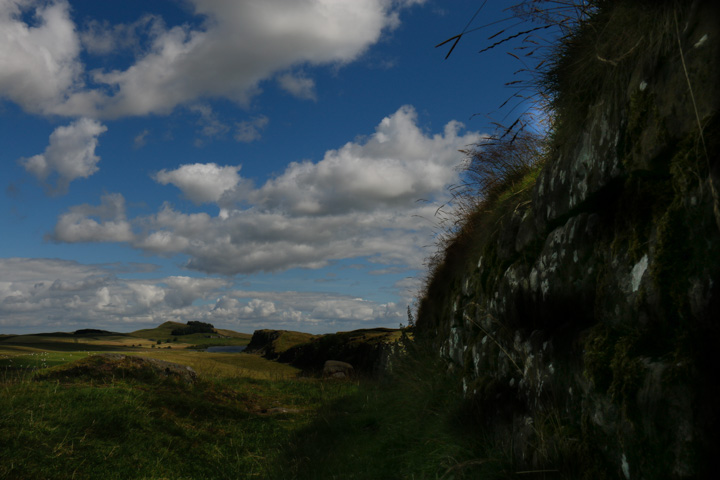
[
  {"left": 0, "top": 0, "right": 83, "bottom": 115},
  {"left": 234, "top": 115, "right": 269, "bottom": 143},
  {"left": 129, "top": 284, "right": 166, "bottom": 308},
  {"left": 207, "top": 290, "right": 404, "bottom": 330},
  {"left": 154, "top": 163, "right": 242, "bottom": 204},
  {"left": 250, "top": 105, "right": 476, "bottom": 214},
  {"left": 20, "top": 118, "right": 107, "bottom": 195},
  {"left": 162, "top": 276, "right": 228, "bottom": 308},
  {"left": 86, "top": 0, "right": 412, "bottom": 117},
  {"left": 240, "top": 298, "right": 277, "bottom": 318},
  {"left": 0, "top": 0, "right": 423, "bottom": 118},
  {"left": 277, "top": 72, "right": 317, "bottom": 100},
  {"left": 49, "top": 193, "right": 134, "bottom": 243},
  {"left": 0, "top": 258, "right": 403, "bottom": 333},
  {"left": 52, "top": 106, "right": 481, "bottom": 275}
]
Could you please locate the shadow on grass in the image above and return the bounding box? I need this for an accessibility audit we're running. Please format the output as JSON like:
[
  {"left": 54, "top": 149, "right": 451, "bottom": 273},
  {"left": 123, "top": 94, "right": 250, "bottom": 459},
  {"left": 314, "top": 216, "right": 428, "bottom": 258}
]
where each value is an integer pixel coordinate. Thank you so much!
[{"left": 269, "top": 341, "right": 513, "bottom": 480}]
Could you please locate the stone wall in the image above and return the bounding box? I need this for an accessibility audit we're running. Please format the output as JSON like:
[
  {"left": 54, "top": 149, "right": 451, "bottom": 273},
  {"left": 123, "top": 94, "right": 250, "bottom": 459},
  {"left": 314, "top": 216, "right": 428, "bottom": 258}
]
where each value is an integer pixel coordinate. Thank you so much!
[{"left": 416, "top": 1, "right": 719, "bottom": 477}]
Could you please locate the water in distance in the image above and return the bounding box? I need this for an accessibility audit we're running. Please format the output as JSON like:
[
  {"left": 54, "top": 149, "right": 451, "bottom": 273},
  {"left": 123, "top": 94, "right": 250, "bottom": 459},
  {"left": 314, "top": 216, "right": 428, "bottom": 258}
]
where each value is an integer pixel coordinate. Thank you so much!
[{"left": 205, "top": 345, "right": 247, "bottom": 353}]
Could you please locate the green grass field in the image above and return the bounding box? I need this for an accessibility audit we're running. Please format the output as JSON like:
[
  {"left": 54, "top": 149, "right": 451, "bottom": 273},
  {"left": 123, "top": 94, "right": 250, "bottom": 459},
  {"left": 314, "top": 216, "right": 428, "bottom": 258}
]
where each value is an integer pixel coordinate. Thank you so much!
[
  {"left": 0, "top": 328, "right": 503, "bottom": 479},
  {"left": 0, "top": 329, "right": 353, "bottom": 479}
]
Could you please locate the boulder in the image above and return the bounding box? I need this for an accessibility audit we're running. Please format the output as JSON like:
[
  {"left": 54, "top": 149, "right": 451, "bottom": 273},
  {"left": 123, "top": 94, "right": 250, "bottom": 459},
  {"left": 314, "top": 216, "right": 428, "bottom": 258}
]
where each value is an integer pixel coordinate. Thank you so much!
[{"left": 323, "top": 360, "right": 353, "bottom": 379}]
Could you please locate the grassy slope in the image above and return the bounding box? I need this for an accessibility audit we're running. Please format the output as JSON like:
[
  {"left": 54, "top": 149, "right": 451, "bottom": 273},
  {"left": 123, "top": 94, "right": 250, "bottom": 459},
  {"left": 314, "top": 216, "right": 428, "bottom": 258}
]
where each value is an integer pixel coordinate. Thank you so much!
[
  {"left": 0, "top": 333, "right": 158, "bottom": 353},
  {"left": 0, "top": 323, "right": 252, "bottom": 357},
  {"left": 128, "top": 321, "right": 252, "bottom": 347},
  {"left": 127, "top": 320, "right": 186, "bottom": 338},
  {"left": 0, "top": 330, "right": 347, "bottom": 479},
  {"left": 0, "top": 335, "right": 503, "bottom": 480},
  {"left": 1, "top": 366, "right": 355, "bottom": 479},
  {"left": 1, "top": 326, "right": 496, "bottom": 479}
]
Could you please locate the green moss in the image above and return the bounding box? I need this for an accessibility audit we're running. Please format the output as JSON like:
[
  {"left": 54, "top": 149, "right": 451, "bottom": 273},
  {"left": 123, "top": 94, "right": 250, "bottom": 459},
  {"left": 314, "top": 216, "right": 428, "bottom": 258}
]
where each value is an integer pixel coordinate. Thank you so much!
[
  {"left": 649, "top": 127, "right": 715, "bottom": 326},
  {"left": 583, "top": 324, "right": 645, "bottom": 408},
  {"left": 607, "top": 334, "right": 644, "bottom": 406},
  {"left": 582, "top": 324, "right": 617, "bottom": 392}
]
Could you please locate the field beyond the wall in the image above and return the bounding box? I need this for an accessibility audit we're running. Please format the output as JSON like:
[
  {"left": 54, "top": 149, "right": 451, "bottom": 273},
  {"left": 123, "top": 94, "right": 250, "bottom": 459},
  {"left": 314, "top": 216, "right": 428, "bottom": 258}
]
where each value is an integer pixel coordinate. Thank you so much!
[
  {"left": 0, "top": 328, "right": 345, "bottom": 479},
  {"left": 1, "top": 326, "right": 494, "bottom": 480}
]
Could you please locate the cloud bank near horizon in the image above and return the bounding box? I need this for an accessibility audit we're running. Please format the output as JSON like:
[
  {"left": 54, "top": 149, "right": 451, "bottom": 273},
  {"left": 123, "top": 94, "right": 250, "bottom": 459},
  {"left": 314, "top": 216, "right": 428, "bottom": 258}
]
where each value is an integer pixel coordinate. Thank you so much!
[{"left": 0, "top": 258, "right": 410, "bottom": 333}]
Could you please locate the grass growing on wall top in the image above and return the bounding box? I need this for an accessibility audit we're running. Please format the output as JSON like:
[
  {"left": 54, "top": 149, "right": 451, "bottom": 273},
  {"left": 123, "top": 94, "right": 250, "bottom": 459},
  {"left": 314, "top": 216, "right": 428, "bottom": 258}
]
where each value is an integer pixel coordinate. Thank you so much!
[
  {"left": 542, "top": 0, "right": 694, "bottom": 148},
  {"left": 417, "top": 131, "right": 545, "bottom": 334}
]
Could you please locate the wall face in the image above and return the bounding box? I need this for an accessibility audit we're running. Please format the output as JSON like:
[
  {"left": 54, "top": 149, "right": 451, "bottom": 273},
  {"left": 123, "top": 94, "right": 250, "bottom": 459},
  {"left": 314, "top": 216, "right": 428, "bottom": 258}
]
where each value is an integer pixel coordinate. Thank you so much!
[{"left": 416, "top": 1, "right": 720, "bottom": 477}]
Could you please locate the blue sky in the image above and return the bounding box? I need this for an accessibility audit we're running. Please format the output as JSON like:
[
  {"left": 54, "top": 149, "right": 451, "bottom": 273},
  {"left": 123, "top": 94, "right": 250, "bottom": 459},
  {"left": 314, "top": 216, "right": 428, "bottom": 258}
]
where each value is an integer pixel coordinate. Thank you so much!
[{"left": 1, "top": 0, "right": 548, "bottom": 334}]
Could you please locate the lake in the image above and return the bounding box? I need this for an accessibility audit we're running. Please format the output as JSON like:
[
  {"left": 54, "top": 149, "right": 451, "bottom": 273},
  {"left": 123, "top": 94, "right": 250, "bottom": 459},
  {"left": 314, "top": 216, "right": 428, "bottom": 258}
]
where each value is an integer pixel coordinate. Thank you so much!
[{"left": 206, "top": 346, "right": 247, "bottom": 353}]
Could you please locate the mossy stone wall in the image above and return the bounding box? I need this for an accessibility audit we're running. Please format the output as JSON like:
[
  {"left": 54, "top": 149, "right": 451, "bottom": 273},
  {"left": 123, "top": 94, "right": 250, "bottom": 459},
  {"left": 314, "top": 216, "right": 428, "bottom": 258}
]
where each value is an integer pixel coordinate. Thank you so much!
[{"left": 416, "top": 1, "right": 720, "bottom": 477}]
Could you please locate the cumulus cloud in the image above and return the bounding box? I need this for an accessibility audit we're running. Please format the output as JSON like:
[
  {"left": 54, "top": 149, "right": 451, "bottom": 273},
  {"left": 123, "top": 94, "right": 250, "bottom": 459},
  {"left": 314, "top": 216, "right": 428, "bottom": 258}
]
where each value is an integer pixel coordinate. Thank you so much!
[
  {"left": 87, "top": 0, "right": 419, "bottom": 117},
  {"left": 53, "top": 106, "right": 481, "bottom": 275},
  {"left": 49, "top": 193, "right": 134, "bottom": 243},
  {"left": 240, "top": 298, "right": 277, "bottom": 318},
  {"left": 20, "top": 118, "right": 107, "bottom": 195},
  {"left": 250, "top": 105, "right": 475, "bottom": 214},
  {"left": 131, "top": 205, "right": 435, "bottom": 275},
  {"left": 277, "top": 72, "right": 317, "bottom": 100},
  {"left": 0, "top": 0, "right": 83, "bottom": 115},
  {"left": 154, "top": 163, "right": 242, "bottom": 204},
  {"left": 162, "top": 276, "right": 228, "bottom": 308},
  {"left": 0, "top": 0, "right": 424, "bottom": 118},
  {"left": 0, "top": 258, "right": 402, "bottom": 333},
  {"left": 207, "top": 290, "right": 404, "bottom": 330}
]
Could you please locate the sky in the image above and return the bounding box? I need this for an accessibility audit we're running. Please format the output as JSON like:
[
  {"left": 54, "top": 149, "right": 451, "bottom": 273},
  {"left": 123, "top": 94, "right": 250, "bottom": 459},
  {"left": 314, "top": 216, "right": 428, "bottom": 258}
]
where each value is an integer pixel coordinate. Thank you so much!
[{"left": 0, "top": 0, "right": 550, "bottom": 335}]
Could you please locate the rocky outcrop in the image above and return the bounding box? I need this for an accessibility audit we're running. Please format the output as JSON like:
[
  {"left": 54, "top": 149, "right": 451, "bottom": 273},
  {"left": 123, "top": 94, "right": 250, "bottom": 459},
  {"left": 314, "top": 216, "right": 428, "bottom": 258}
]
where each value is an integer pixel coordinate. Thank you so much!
[
  {"left": 244, "top": 329, "right": 285, "bottom": 357},
  {"left": 416, "top": 1, "right": 719, "bottom": 478},
  {"left": 278, "top": 328, "right": 401, "bottom": 376},
  {"left": 244, "top": 329, "right": 318, "bottom": 359},
  {"left": 246, "top": 328, "right": 401, "bottom": 376}
]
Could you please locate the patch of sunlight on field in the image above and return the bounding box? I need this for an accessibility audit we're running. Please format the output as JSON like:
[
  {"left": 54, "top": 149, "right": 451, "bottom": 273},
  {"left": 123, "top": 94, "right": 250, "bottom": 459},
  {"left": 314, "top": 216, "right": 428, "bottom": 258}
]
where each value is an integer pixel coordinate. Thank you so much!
[
  {"left": 0, "top": 350, "right": 89, "bottom": 370},
  {"left": 124, "top": 351, "right": 301, "bottom": 380},
  {"left": 2, "top": 335, "right": 296, "bottom": 381},
  {"left": 0, "top": 334, "right": 192, "bottom": 354}
]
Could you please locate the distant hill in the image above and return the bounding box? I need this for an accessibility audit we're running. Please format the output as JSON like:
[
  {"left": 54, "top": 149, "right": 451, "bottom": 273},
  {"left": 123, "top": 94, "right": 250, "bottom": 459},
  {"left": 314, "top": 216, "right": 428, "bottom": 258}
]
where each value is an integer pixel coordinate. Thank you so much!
[
  {"left": 0, "top": 322, "right": 253, "bottom": 355},
  {"left": 127, "top": 322, "right": 252, "bottom": 348},
  {"left": 128, "top": 321, "right": 186, "bottom": 339}
]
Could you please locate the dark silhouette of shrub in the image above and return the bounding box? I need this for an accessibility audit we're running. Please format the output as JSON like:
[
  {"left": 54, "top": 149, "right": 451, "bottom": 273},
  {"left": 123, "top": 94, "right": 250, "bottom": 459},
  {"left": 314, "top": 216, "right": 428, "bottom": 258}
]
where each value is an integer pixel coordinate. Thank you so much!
[{"left": 171, "top": 321, "right": 215, "bottom": 336}]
